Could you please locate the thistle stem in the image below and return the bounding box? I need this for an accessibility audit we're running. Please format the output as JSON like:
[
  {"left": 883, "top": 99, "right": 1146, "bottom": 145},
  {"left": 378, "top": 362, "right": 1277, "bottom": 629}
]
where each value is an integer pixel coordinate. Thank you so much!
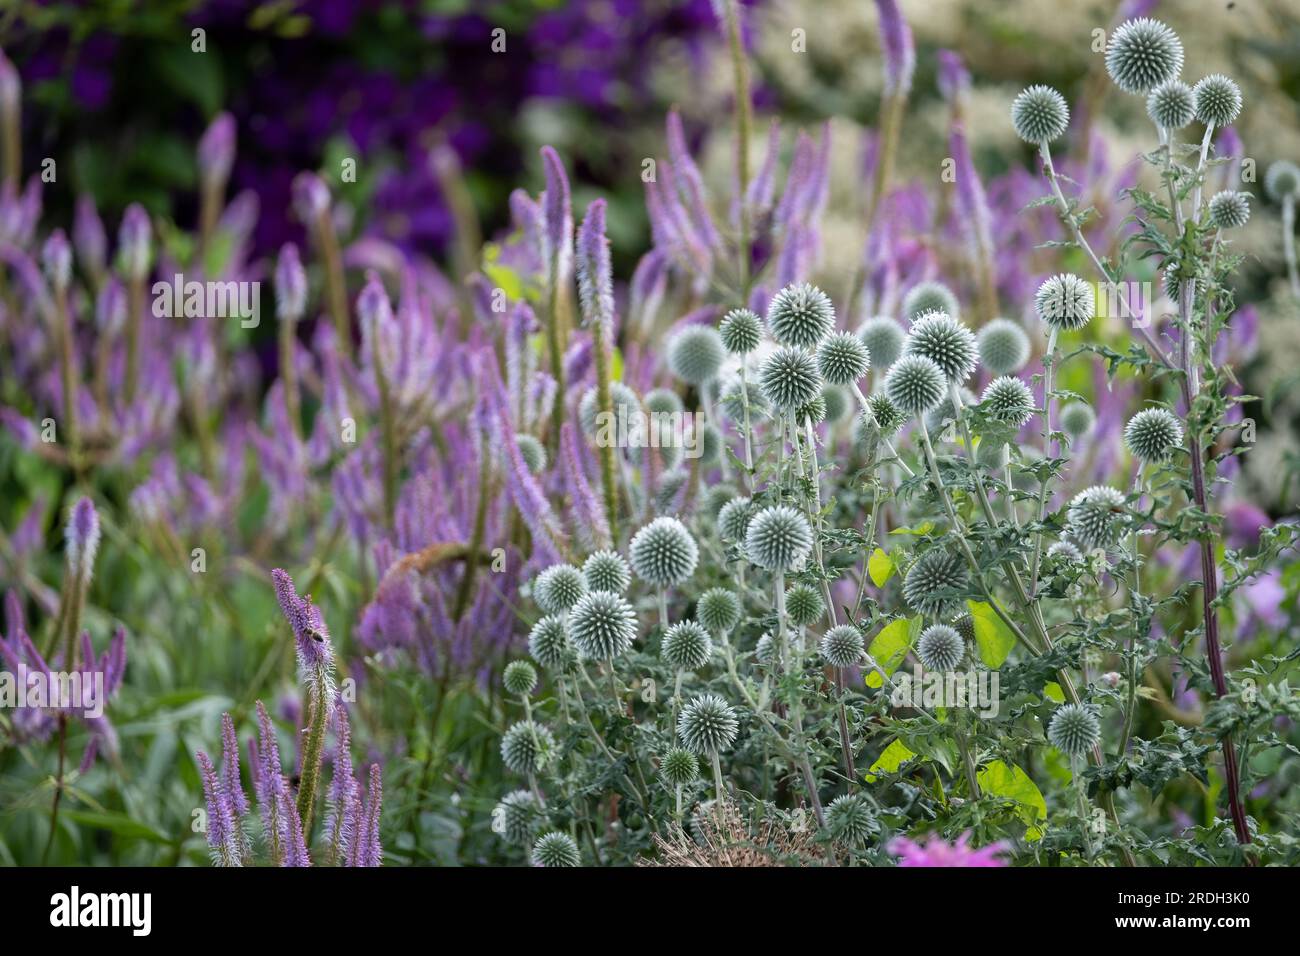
[
  {"left": 1283, "top": 196, "right": 1300, "bottom": 300},
  {"left": 296, "top": 671, "right": 331, "bottom": 836}
]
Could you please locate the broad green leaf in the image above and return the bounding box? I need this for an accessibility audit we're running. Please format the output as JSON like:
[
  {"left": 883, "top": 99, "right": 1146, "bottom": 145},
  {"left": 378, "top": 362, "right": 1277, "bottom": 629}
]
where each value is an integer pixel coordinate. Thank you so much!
[
  {"left": 978, "top": 760, "right": 1047, "bottom": 841},
  {"left": 865, "top": 616, "right": 920, "bottom": 688},
  {"left": 966, "top": 600, "right": 1016, "bottom": 669},
  {"left": 889, "top": 521, "right": 934, "bottom": 536},
  {"left": 1043, "top": 681, "right": 1065, "bottom": 703},
  {"left": 868, "top": 548, "right": 894, "bottom": 588},
  {"left": 866, "top": 738, "right": 916, "bottom": 782},
  {"left": 482, "top": 259, "right": 525, "bottom": 302},
  {"left": 65, "top": 811, "right": 170, "bottom": 845}
]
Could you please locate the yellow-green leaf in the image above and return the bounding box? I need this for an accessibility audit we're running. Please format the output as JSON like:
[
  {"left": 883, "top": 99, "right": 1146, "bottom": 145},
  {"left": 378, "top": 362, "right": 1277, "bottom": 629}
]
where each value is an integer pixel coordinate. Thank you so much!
[
  {"left": 866, "top": 738, "right": 917, "bottom": 782},
  {"left": 966, "top": 600, "right": 1016, "bottom": 669},
  {"left": 868, "top": 548, "right": 894, "bottom": 588},
  {"left": 865, "top": 616, "right": 920, "bottom": 688},
  {"left": 978, "top": 760, "right": 1047, "bottom": 841},
  {"left": 1043, "top": 681, "right": 1065, "bottom": 703},
  {"left": 482, "top": 258, "right": 525, "bottom": 302},
  {"left": 889, "top": 521, "right": 934, "bottom": 536}
]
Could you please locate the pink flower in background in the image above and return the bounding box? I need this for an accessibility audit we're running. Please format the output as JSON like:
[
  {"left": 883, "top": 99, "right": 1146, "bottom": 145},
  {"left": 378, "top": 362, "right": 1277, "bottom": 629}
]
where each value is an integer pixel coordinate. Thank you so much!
[{"left": 889, "top": 831, "right": 1010, "bottom": 867}]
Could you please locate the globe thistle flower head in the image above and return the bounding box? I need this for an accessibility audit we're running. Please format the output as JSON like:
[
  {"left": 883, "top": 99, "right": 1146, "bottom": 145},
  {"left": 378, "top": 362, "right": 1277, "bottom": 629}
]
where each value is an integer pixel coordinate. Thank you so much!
[
  {"left": 697, "top": 588, "right": 742, "bottom": 634},
  {"left": 820, "top": 624, "right": 865, "bottom": 668},
  {"left": 515, "top": 434, "right": 547, "bottom": 475},
  {"left": 1265, "top": 161, "right": 1300, "bottom": 201},
  {"left": 797, "top": 393, "right": 828, "bottom": 425},
  {"left": 528, "top": 615, "right": 574, "bottom": 670},
  {"left": 866, "top": 392, "right": 906, "bottom": 434},
  {"left": 826, "top": 793, "right": 875, "bottom": 847},
  {"left": 531, "top": 831, "right": 580, "bottom": 868},
  {"left": 1035, "top": 273, "right": 1095, "bottom": 331},
  {"left": 495, "top": 789, "right": 543, "bottom": 844},
  {"left": 884, "top": 354, "right": 946, "bottom": 415},
  {"left": 1124, "top": 407, "right": 1184, "bottom": 462},
  {"left": 1047, "top": 703, "right": 1102, "bottom": 757},
  {"left": 821, "top": 385, "right": 850, "bottom": 423},
  {"left": 744, "top": 505, "right": 813, "bottom": 572},
  {"left": 1011, "top": 85, "right": 1070, "bottom": 143},
  {"left": 1066, "top": 486, "right": 1129, "bottom": 549},
  {"left": 717, "top": 496, "right": 754, "bottom": 543},
  {"left": 952, "top": 613, "right": 976, "bottom": 645},
  {"left": 644, "top": 388, "right": 684, "bottom": 417},
  {"left": 718, "top": 373, "right": 768, "bottom": 421},
  {"left": 981, "top": 376, "right": 1035, "bottom": 428},
  {"left": 697, "top": 422, "right": 723, "bottom": 467},
  {"left": 903, "top": 549, "right": 970, "bottom": 618},
  {"left": 817, "top": 330, "right": 871, "bottom": 386},
  {"left": 1105, "top": 19, "right": 1184, "bottom": 94},
  {"left": 662, "top": 620, "right": 713, "bottom": 671},
  {"left": 660, "top": 747, "right": 699, "bottom": 787},
  {"left": 759, "top": 345, "right": 822, "bottom": 411},
  {"left": 1146, "top": 80, "right": 1194, "bottom": 129},
  {"left": 754, "top": 633, "right": 776, "bottom": 667},
  {"left": 1045, "top": 540, "right": 1084, "bottom": 567},
  {"left": 501, "top": 720, "right": 556, "bottom": 775},
  {"left": 583, "top": 550, "right": 631, "bottom": 594},
  {"left": 1193, "top": 74, "right": 1242, "bottom": 127},
  {"left": 1060, "top": 401, "right": 1096, "bottom": 441},
  {"left": 677, "top": 693, "right": 740, "bottom": 754},
  {"left": 629, "top": 516, "right": 699, "bottom": 588},
  {"left": 784, "top": 583, "right": 825, "bottom": 628},
  {"left": 668, "top": 325, "right": 726, "bottom": 386},
  {"left": 977, "top": 318, "right": 1031, "bottom": 375},
  {"left": 1208, "top": 191, "right": 1250, "bottom": 230},
  {"left": 917, "top": 624, "right": 965, "bottom": 672},
  {"left": 720, "top": 308, "right": 763, "bottom": 354},
  {"left": 857, "top": 316, "right": 906, "bottom": 369},
  {"left": 534, "top": 564, "right": 587, "bottom": 614},
  {"left": 767, "top": 282, "right": 835, "bottom": 348},
  {"left": 503, "top": 660, "right": 538, "bottom": 697},
  {"left": 569, "top": 590, "right": 638, "bottom": 660},
  {"left": 579, "top": 382, "right": 641, "bottom": 435},
  {"left": 902, "top": 282, "right": 960, "bottom": 323}
]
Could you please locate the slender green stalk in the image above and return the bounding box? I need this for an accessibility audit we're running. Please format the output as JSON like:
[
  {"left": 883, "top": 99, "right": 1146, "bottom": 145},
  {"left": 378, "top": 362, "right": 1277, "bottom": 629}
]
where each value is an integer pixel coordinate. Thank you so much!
[
  {"left": 296, "top": 668, "right": 331, "bottom": 836},
  {"left": 592, "top": 323, "right": 620, "bottom": 542}
]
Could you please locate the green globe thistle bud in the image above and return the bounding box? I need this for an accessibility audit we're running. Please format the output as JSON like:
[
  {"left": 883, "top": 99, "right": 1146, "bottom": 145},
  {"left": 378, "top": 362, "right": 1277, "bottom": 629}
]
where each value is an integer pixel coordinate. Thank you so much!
[
  {"left": 1193, "top": 74, "right": 1242, "bottom": 128},
  {"left": 569, "top": 590, "right": 638, "bottom": 660},
  {"left": 754, "top": 633, "right": 776, "bottom": 667},
  {"left": 866, "top": 392, "right": 906, "bottom": 433},
  {"left": 720, "top": 308, "right": 763, "bottom": 354},
  {"left": 821, "top": 385, "right": 850, "bottom": 423},
  {"left": 1066, "top": 486, "right": 1129, "bottom": 549},
  {"left": 698, "top": 587, "right": 742, "bottom": 634},
  {"left": 981, "top": 376, "right": 1035, "bottom": 428},
  {"left": 662, "top": 620, "right": 713, "bottom": 671},
  {"left": 583, "top": 550, "right": 631, "bottom": 594},
  {"left": 698, "top": 422, "right": 723, "bottom": 467},
  {"left": 719, "top": 373, "right": 769, "bottom": 422},
  {"left": 1045, "top": 540, "right": 1084, "bottom": 566},
  {"left": 535, "top": 564, "right": 588, "bottom": 614},
  {"left": 1105, "top": 18, "right": 1184, "bottom": 95},
  {"left": 1047, "top": 703, "right": 1101, "bottom": 757},
  {"left": 531, "top": 831, "right": 580, "bottom": 867},
  {"left": 1060, "top": 401, "right": 1096, "bottom": 441},
  {"left": 977, "top": 318, "right": 1031, "bottom": 376},
  {"left": 503, "top": 660, "right": 538, "bottom": 697},
  {"left": 677, "top": 693, "right": 740, "bottom": 754},
  {"left": 668, "top": 325, "right": 726, "bottom": 386},
  {"left": 925, "top": 387, "right": 975, "bottom": 437},
  {"left": 820, "top": 624, "right": 865, "bottom": 668},
  {"left": 579, "top": 382, "right": 640, "bottom": 435},
  {"left": 818, "top": 330, "right": 871, "bottom": 386},
  {"left": 654, "top": 468, "right": 689, "bottom": 514},
  {"left": 1011, "top": 85, "right": 1070, "bottom": 143},
  {"left": 952, "top": 613, "right": 976, "bottom": 644},
  {"left": 528, "top": 615, "right": 574, "bottom": 670},
  {"left": 902, "top": 281, "right": 960, "bottom": 322},
  {"left": 1035, "top": 273, "right": 1094, "bottom": 331},
  {"left": 660, "top": 747, "right": 700, "bottom": 787},
  {"left": 903, "top": 549, "right": 970, "bottom": 619},
  {"left": 826, "top": 792, "right": 875, "bottom": 847},
  {"left": 797, "top": 393, "right": 828, "bottom": 425},
  {"left": 630, "top": 516, "right": 698, "bottom": 587},
  {"left": 515, "top": 434, "right": 547, "bottom": 474},
  {"left": 701, "top": 482, "right": 740, "bottom": 521},
  {"left": 885, "top": 354, "right": 946, "bottom": 415},
  {"left": 917, "top": 624, "right": 965, "bottom": 672},
  {"left": 1124, "top": 407, "right": 1183, "bottom": 462},
  {"left": 759, "top": 345, "right": 823, "bottom": 411},
  {"left": 1146, "top": 80, "right": 1194, "bottom": 129},
  {"left": 1208, "top": 190, "right": 1250, "bottom": 229},
  {"left": 857, "top": 316, "right": 906, "bottom": 369},
  {"left": 501, "top": 720, "right": 556, "bottom": 775},
  {"left": 767, "top": 282, "right": 835, "bottom": 348},
  {"left": 745, "top": 505, "right": 813, "bottom": 573},
  {"left": 644, "top": 387, "right": 684, "bottom": 417},
  {"left": 494, "top": 789, "right": 543, "bottom": 844},
  {"left": 717, "top": 496, "right": 754, "bottom": 543},
  {"left": 785, "top": 582, "right": 825, "bottom": 628},
  {"left": 1265, "top": 160, "right": 1300, "bottom": 201}
]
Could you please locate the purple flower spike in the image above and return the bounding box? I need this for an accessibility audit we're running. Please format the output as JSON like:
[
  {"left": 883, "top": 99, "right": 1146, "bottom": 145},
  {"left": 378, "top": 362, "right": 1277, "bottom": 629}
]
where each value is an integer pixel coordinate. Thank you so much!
[
  {"left": 197, "top": 112, "right": 236, "bottom": 186},
  {"left": 116, "top": 203, "right": 151, "bottom": 280},
  {"left": 271, "top": 568, "right": 335, "bottom": 677},
  {"left": 279, "top": 787, "right": 310, "bottom": 867},
  {"left": 275, "top": 243, "right": 307, "bottom": 321},
  {"left": 197, "top": 750, "right": 242, "bottom": 867},
  {"left": 325, "top": 702, "right": 355, "bottom": 860},
  {"left": 576, "top": 199, "right": 615, "bottom": 339},
  {"left": 875, "top": 0, "right": 915, "bottom": 96},
  {"left": 95, "top": 279, "right": 126, "bottom": 335},
  {"left": 292, "top": 171, "right": 330, "bottom": 222},
  {"left": 220, "top": 713, "right": 249, "bottom": 818},
  {"left": 65, "top": 497, "right": 100, "bottom": 583},
  {"left": 937, "top": 50, "right": 970, "bottom": 104},
  {"left": 0, "top": 49, "right": 19, "bottom": 114},
  {"left": 539, "top": 146, "right": 573, "bottom": 281},
  {"left": 41, "top": 229, "right": 72, "bottom": 295},
  {"left": 359, "top": 763, "right": 383, "bottom": 867},
  {"left": 74, "top": 196, "right": 106, "bottom": 278}
]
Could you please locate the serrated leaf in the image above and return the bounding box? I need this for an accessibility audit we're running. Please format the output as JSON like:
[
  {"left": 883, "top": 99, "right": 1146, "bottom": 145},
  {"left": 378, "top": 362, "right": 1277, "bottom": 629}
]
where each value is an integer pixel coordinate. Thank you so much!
[{"left": 868, "top": 548, "right": 894, "bottom": 588}]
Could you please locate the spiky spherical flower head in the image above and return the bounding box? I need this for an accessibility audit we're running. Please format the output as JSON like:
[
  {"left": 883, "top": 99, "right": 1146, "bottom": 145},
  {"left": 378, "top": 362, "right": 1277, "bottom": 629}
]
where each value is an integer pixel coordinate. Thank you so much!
[
  {"left": 784, "top": 583, "right": 825, "bottom": 628},
  {"left": 1105, "top": 18, "right": 1184, "bottom": 95},
  {"left": 531, "top": 831, "right": 580, "bottom": 868},
  {"left": 909, "top": 316, "right": 977, "bottom": 382},
  {"left": 720, "top": 308, "right": 763, "bottom": 354},
  {"left": 515, "top": 434, "right": 547, "bottom": 475},
  {"left": 698, "top": 422, "right": 723, "bottom": 467},
  {"left": 501, "top": 720, "right": 556, "bottom": 775},
  {"left": 857, "top": 317, "right": 906, "bottom": 369},
  {"left": 797, "top": 393, "right": 828, "bottom": 425},
  {"left": 759, "top": 345, "right": 822, "bottom": 411},
  {"left": 754, "top": 633, "right": 776, "bottom": 667},
  {"left": 644, "top": 387, "right": 683, "bottom": 417},
  {"left": 1124, "top": 407, "right": 1184, "bottom": 462},
  {"left": 569, "top": 590, "right": 637, "bottom": 661},
  {"left": 820, "top": 624, "right": 866, "bottom": 669},
  {"left": 718, "top": 373, "right": 769, "bottom": 422},
  {"left": 698, "top": 588, "right": 742, "bottom": 634},
  {"left": 629, "top": 516, "right": 699, "bottom": 588},
  {"left": 583, "top": 550, "right": 631, "bottom": 594},
  {"left": 1208, "top": 191, "right": 1251, "bottom": 230},
  {"left": 1060, "top": 401, "right": 1096, "bottom": 441},
  {"left": 662, "top": 620, "right": 713, "bottom": 671},
  {"left": 917, "top": 624, "right": 966, "bottom": 672},
  {"left": 1045, "top": 540, "right": 1084, "bottom": 567},
  {"left": 528, "top": 615, "right": 574, "bottom": 670},
  {"left": 1035, "top": 273, "right": 1095, "bottom": 331},
  {"left": 717, "top": 496, "right": 754, "bottom": 543},
  {"left": 1265, "top": 160, "right": 1300, "bottom": 201},
  {"left": 677, "top": 693, "right": 740, "bottom": 754},
  {"left": 767, "top": 282, "right": 835, "bottom": 348},
  {"left": 1146, "top": 80, "right": 1195, "bottom": 129},
  {"left": 817, "top": 331, "right": 871, "bottom": 386},
  {"left": 1047, "top": 703, "right": 1101, "bottom": 757},
  {"left": 1066, "top": 486, "right": 1129, "bottom": 550},
  {"left": 903, "top": 549, "right": 970, "bottom": 619},
  {"left": 668, "top": 325, "right": 726, "bottom": 386},
  {"left": 1011, "top": 85, "right": 1069, "bottom": 143},
  {"left": 744, "top": 505, "right": 813, "bottom": 573},
  {"left": 826, "top": 792, "right": 875, "bottom": 847},
  {"left": 579, "top": 382, "right": 640, "bottom": 435},
  {"left": 534, "top": 564, "right": 588, "bottom": 614},
  {"left": 495, "top": 789, "right": 542, "bottom": 844},
  {"left": 981, "top": 376, "right": 1035, "bottom": 428},
  {"left": 822, "top": 385, "right": 850, "bottom": 423},
  {"left": 952, "top": 613, "right": 976, "bottom": 645},
  {"left": 1193, "top": 74, "right": 1242, "bottom": 128},
  {"left": 701, "top": 482, "right": 739, "bottom": 521},
  {"left": 660, "top": 747, "right": 699, "bottom": 787},
  {"left": 885, "top": 354, "right": 946, "bottom": 415},
  {"left": 977, "top": 318, "right": 1031, "bottom": 376},
  {"left": 903, "top": 281, "right": 961, "bottom": 322},
  {"left": 867, "top": 392, "right": 906, "bottom": 433},
  {"left": 503, "top": 660, "right": 538, "bottom": 697}
]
